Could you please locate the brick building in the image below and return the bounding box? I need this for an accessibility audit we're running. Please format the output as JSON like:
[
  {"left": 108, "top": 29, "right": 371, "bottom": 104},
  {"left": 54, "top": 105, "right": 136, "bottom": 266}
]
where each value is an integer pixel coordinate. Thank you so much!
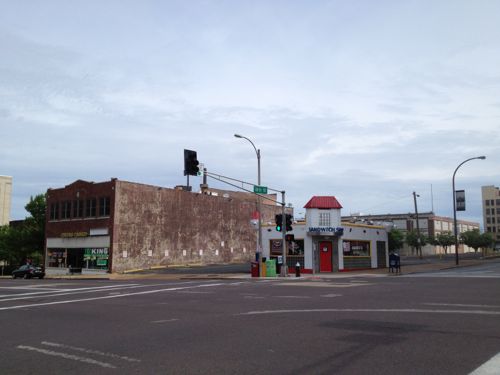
[{"left": 45, "top": 178, "right": 270, "bottom": 274}]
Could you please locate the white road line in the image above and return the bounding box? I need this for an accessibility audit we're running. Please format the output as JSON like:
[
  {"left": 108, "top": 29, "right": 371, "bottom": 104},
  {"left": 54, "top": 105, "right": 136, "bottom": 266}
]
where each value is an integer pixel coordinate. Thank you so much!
[
  {"left": 151, "top": 318, "right": 179, "bottom": 324},
  {"left": 0, "top": 290, "right": 69, "bottom": 297},
  {"left": 469, "top": 352, "right": 500, "bottom": 375},
  {"left": 0, "top": 283, "right": 188, "bottom": 303},
  {"left": 276, "top": 296, "right": 311, "bottom": 299},
  {"left": 321, "top": 293, "right": 342, "bottom": 298},
  {"left": 41, "top": 341, "right": 141, "bottom": 363},
  {"left": 424, "top": 303, "right": 500, "bottom": 309},
  {"left": 0, "top": 283, "right": 226, "bottom": 311},
  {"left": 0, "top": 284, "right": 139, "bottom": 298},
  {"left": 238, "top": 308, "right": 500, "bottom": 316},
  {"left": 16, "top": 345, "right": 116, "bottom": 369}
]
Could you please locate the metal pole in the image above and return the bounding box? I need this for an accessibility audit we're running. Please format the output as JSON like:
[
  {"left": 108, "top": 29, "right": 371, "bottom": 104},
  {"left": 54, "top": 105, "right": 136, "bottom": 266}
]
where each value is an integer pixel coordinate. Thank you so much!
[
  {"left": 413, "top": 192, "right": 421, "bottom": 258},
  {"left": 281, "top": 191, "right": 287, "bottom": 277},
  {"left": 452, "top": 156, "right": 486, "bottom": 265},
  {"left": 234, "top": 134, "right": 263, "bottom": 275},
  {"left": 257, "top": 149, "right": 262, "bottom": 257}
]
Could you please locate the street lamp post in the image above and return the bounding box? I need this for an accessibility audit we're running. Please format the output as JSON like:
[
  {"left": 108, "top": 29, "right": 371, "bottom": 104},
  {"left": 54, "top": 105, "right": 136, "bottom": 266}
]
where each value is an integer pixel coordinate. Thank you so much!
[
  {"left": 234, "top": 134, "right": 262, "bottom": 272},
  {"left": 413, "top": 191, "right": 422, "bottom": 259},
  {"left": 452, "top": 156, "right": 486, "bottom": 265}
]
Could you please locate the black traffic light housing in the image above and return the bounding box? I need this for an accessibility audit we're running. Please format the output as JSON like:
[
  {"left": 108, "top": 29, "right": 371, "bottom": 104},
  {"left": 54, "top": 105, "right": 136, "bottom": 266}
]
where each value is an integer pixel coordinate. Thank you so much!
[
  {"left": 285, "top": 214, "right": 293, "bottom": 232},
  {"left": 184, "top": 149, "right": 199, "bottom": 176},
  {"left": 275, "top": 214, "right": 282, "bottom": 232}
]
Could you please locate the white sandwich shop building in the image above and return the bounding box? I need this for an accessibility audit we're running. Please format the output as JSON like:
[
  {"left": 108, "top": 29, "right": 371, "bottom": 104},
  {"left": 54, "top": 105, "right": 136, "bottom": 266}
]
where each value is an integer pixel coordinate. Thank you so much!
[{"left": 262, "top": 196, "right": 389, "bottom": 273}]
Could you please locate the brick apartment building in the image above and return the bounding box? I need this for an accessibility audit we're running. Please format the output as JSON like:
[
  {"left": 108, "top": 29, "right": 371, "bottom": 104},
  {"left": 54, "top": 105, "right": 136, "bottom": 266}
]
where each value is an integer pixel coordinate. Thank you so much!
[{"left": 45, "top": 178, "right": 279, "bottom": 274}]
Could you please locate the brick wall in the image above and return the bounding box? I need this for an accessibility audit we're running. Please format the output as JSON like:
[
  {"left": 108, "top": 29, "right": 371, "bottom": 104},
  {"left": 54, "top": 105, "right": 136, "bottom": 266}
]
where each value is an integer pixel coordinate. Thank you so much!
[
  {"left": 45, "top": 179, "right": 115, "bottom": 238},
  {"left": 111, "top": 181, "right": 256, "bottom": 272}
]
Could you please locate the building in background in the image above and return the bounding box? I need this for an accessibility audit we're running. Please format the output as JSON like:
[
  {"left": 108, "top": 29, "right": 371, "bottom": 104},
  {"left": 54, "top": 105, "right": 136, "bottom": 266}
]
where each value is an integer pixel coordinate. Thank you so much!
[
  {"left": 0, "top": 175, "right": 12, "bottom": 226},
  {"left": 482, "top": 185, "right": 500, "bottom": 249},
  {"left": 341, "top": 212, "right": 480, "bottom": 256},
  {"left": 45, "top": 178, "right": 275, "bottom": 274}
]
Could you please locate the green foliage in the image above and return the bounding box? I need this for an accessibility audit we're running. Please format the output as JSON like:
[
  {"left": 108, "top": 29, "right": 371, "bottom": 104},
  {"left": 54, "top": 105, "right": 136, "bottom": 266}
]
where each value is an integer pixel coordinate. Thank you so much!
[
  {"left": 0, "top": 194, "right": 46, "bottom": 266},
  {"left": 460, "top": 229, "right": 494, "bottom": 252},
  {"left": 405, "top": 230, "right": 427, "bottom": 257},
  {"left": 434, "top": 231, "right": 455, "bottom": 254},
  {"left": 388, "top": 228, "right": 405, "bottom": 252}
]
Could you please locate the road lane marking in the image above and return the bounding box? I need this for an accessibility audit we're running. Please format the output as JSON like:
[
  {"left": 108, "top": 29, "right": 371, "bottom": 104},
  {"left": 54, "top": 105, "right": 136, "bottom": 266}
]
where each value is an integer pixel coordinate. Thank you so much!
[
  {"left": 321, "top": 293, "right": 342, "bottom": 298},
  {"left": 276, "top": 296, "right": 311, "bottom": 299},
  {"left": 470, "top": 352, "right": 500, "bottom": 374},
  {"left": 0, "top": 283, "right": 227, "bottom": 311},
  {"left": 0, "top": 283, "right": 192, "bottom": 303},
  {"left": 17, "top": 345, "right": 116, "bottom": 368},
  {"left": 424, "top": 303, "right": 500, "bottom": 309},
  {"left": 278, "top": 281, "right": 371, "bottom": 288},
  {"left": 151, "top": 318, "right": 180, "bottom": 324},
  {"left": 0, "top": 284, "right": 140, "bottom": 298},
  {"left": 238, "top": 308, "right": 500, "bottom": 316},
  {"left": 41, "top": 341, "right": 141, "bottom": 363}
]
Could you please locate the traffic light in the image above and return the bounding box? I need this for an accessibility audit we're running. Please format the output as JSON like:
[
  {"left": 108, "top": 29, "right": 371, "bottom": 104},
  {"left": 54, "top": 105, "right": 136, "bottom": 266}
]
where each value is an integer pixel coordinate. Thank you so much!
[
  {"left": 184, "top": 149, "right": 199, "bottom": 176},
  {"left": 285, "top": 214, "right": 293, "bottom": 232},
  {"left": 275, "top": 214, "right": 282, "bottom": 232}
]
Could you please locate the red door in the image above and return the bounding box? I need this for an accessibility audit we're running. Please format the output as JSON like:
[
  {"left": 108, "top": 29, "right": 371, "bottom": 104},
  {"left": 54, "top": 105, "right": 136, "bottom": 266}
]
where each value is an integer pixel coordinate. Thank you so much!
[{"left": 319, "top": 241, "right": 333, "bottom": 272}]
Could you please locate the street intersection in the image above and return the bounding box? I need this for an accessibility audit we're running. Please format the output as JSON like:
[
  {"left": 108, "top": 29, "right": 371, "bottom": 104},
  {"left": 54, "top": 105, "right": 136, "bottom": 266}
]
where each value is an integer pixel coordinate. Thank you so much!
[{"left": 1, "top": 260, "right": 500, "bottom": 374}]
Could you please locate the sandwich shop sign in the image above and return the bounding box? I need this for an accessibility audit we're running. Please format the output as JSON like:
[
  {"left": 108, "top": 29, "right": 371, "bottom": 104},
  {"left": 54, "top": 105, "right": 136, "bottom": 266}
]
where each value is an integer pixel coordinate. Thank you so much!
[{"left": 307, "top": 227, "right": 344, "bottom": 236}]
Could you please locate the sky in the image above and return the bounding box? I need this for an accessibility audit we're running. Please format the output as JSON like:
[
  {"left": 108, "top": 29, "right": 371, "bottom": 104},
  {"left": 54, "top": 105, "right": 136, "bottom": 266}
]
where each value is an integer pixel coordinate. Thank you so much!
[{"left": 1, "top": 0, "right": 499, "bottom": 227}]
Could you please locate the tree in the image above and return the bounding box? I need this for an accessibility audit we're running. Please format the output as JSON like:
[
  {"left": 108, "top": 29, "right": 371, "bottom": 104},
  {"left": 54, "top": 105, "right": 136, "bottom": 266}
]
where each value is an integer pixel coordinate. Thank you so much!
[
  {"left": 23, "top": 194, "right": 46, "bottom": 254},
  {"left": 435, "top": 231, "right": 455, "bottom": 255},
  {"left": 406, "top": 230, "right": 427, "bottom": 258},
  {"left": 388, "top": 228, "right": 405, "bottom": 253},
  {"left": 0, "top": 194, "right": 46, "bottom": 266},
  {"left": 460, "top": 229, "right": 493, "bottom": 254}
]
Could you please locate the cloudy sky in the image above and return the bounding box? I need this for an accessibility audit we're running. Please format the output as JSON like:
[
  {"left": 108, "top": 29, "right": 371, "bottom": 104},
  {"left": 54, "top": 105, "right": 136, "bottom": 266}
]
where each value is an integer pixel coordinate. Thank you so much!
[{"left": 1, "top": 0, "right": 499, "bottom": 226}]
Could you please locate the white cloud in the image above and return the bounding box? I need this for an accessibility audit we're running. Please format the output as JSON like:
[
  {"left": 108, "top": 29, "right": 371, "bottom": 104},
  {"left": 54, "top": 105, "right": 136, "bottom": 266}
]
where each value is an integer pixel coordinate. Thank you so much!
[{"left": 0, "top": 1, "right": 499, "bottom": 225}]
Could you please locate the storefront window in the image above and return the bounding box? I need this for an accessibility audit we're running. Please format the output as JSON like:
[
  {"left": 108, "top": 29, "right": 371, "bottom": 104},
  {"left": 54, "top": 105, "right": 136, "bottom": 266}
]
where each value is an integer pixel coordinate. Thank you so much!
[
  {"left": 343, "top": 240, "right": 370, "bottom": 257},
  {"left": 47, "top": 249, "right": 67, "bottom": 267},
  {"left": 47, "top": 248, "right": 109, "bottom": 270},
  {"left": 83, "top": 248, "right": 109, "bottom": 269},
  {"left": 269, "top": 239, "right": 305, "bottom": 268}
]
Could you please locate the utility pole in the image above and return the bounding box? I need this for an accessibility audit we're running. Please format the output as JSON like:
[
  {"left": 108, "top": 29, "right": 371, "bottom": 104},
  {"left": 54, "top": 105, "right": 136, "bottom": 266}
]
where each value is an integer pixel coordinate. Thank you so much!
[{"left": 413, "top": 191, "right": 422, "bottom": 259}]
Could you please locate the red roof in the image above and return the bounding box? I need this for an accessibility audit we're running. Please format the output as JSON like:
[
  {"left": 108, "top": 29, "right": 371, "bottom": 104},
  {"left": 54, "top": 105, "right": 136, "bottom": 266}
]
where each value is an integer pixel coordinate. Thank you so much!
[{"left": 303, "top": 196, "right": 343, "bottom": 209}]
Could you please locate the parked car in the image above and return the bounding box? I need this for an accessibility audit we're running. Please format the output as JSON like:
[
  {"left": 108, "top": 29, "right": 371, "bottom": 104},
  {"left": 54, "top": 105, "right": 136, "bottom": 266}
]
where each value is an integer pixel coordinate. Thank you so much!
[{"left": 12, "top": 265, "right": 45, "bottom": 279}]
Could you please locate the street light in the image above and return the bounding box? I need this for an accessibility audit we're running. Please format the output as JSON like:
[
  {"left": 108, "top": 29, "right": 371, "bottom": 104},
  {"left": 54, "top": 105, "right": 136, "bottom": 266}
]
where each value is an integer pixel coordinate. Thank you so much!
[
  {"left": 452, "top": 156, "right": 486, "bottom": 265},
  {"left": 234, "top": 134, "right": 262, "bottom": 269},
  {"left": 413, "top": 192, "right": 422, "bottom": 259}
]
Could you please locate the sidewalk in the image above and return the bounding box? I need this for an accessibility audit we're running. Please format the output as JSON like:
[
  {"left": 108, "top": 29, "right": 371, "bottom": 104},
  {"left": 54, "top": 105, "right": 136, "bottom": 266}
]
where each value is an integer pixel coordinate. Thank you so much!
[
  {"left": 109, "top": 255, "right": 500, "bottom": 281},
  {"left": 3, "top": 256, "right": 497, "bottom": 281}
]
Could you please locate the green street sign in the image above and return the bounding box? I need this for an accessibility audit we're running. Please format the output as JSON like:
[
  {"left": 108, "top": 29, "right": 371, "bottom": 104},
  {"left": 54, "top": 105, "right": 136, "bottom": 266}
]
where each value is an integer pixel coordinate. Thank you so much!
[{"left": 254, "top": 185, "right": 268, "bottom": 194}]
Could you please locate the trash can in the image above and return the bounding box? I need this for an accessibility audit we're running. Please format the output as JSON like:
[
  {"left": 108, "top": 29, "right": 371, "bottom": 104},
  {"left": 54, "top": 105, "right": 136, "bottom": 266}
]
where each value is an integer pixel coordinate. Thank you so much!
[
  {"left": 265, "top": 259, "right": 277, "bottom": 277},
  {"left": 250, "top": 261, "right": 259, "bottom": 277}
]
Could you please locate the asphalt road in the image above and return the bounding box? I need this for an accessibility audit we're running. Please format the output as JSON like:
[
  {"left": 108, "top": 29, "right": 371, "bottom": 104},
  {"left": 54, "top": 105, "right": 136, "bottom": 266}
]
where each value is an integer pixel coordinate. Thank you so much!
[{"left": 1, "top": 260, "right": 500, "bottom": 375}]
